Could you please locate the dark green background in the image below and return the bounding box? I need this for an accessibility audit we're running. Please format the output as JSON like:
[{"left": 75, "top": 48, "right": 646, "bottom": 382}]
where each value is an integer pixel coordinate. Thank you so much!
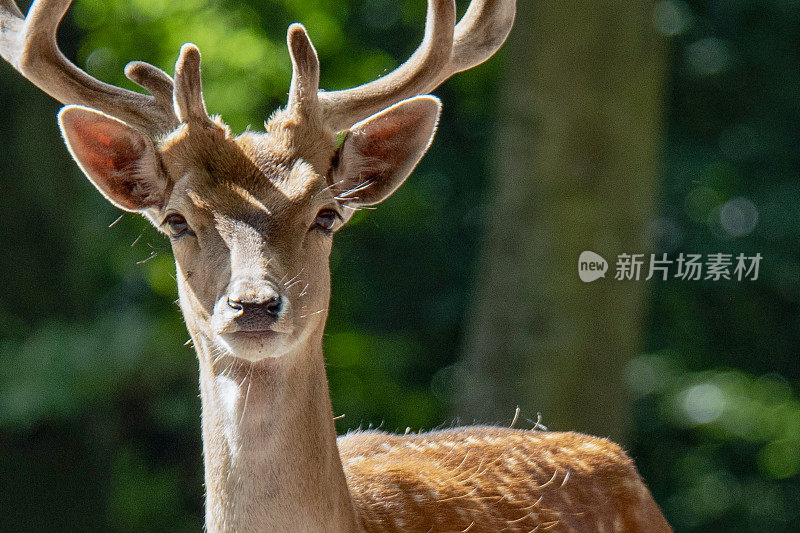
[{"left": 1, "top": 1, "right": 798, "bottom": 531}]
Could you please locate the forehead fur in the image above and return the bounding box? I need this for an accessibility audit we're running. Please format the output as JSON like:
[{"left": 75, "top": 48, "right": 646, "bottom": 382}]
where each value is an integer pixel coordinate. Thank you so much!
[
  {"left": 158, "top": 111, "right": 336, "bottom": 217},
  {"left": 158, "top": 110, "right": 337, "bottom": 202}
]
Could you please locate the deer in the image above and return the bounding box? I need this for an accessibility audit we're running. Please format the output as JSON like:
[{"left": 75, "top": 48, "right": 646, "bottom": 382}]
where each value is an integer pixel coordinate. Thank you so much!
[{"left": 1, "top": 0, "right": 671, "bottom": 531}]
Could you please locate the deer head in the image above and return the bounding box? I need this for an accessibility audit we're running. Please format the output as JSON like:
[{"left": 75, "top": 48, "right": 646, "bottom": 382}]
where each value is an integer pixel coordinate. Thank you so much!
[{"left": 0, "top": 0, "right": 515, "bottom": 364}]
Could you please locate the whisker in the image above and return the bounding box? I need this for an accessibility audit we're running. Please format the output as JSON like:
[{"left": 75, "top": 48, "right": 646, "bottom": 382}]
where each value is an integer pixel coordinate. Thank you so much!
[
  {"left": 315, "top": 178, "right": 346, "bottom": 198},
  {"left": 238, "top": 366, "right": 254, "bottom": 426},
  {"left": 136, "top": 251, "right": 157, "bottom": 265},
  {"left": 285, "top": 278, "right": 304, "bottom": 290},
  {"left": 108, "top": 214, "right": 124, "bottom": 228},
  {"left": 283, "top": 268, "right": 305, "bottom": 287},
  {"left": 335, "top": 178, "right": 375, "bottom": 200},
  {"left": 334, "top": 194, "right": 360, "bottom": 202}
]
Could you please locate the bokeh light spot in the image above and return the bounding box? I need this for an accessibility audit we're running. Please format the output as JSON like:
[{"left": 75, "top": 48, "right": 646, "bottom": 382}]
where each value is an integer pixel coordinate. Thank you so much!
[
  {"left": 719, "top": 196, "right": 758, "bottom": 237},
  {"left": 682, "top": 383, "right": 725, "bottom": 424},
  {"left": 686, "top": 37, "right": 731, "bottom": 76},
  {"left": 653, "top": 0, "right": 692, "bottom": 36}
]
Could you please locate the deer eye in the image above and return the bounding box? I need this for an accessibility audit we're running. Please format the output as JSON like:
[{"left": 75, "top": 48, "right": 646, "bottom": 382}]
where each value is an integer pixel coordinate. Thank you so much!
[
  {"left": 163, "top": 213, "right": 193, "bottom": 238},
  {"left": 313, "top": 209, "right": 340, "bottom": 233}
]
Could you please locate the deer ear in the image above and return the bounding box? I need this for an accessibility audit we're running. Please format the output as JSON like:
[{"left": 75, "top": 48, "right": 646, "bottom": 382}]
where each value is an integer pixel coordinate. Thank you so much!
[
  {"left": 332, "top": 96, "right": 441, "bottom": 208},
  {"left": 58, "top": 105, "right": 167, "bottom": 212}
]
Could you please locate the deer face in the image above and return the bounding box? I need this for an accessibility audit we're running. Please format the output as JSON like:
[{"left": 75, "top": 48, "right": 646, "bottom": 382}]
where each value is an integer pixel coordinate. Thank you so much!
[
  {"left": 156, "top": 125, "right": 341, "bottom": 362},
  {"left": 57, "top": 98, "right": 440, "bottom": 362}
]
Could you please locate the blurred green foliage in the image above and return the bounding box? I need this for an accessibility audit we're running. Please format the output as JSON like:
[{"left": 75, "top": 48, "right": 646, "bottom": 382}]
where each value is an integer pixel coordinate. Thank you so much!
[
  {"left": 0, "top": 0, "right": 799, "bottom": 531},
  {"left": 633, "top": 1, "right": 800, "bottom": 531}
]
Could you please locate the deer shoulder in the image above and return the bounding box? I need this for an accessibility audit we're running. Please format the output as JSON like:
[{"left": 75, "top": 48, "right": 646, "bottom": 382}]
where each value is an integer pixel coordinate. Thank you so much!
[{"left": 340, "top": 427, "right": 671, "bottom": 533}]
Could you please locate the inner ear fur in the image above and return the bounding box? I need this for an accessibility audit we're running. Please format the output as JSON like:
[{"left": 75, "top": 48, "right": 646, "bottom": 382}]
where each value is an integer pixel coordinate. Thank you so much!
[
  {"left": 58, "top": 105, "right": 167, "bottom": 212},
  {"left": 331, "top": 95, "right": 441, "bottom": 208}
]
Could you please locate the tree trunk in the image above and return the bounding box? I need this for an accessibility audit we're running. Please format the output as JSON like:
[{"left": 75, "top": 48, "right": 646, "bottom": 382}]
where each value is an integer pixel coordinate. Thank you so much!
[{"left": 455, "top": 1, "right": 665, "bottom": 441}]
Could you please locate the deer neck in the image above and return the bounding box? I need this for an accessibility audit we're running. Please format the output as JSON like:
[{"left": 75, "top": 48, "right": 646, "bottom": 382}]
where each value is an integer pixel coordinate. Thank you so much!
[{"left": 192, "top": 327, "right": 359, "bottom": 533}]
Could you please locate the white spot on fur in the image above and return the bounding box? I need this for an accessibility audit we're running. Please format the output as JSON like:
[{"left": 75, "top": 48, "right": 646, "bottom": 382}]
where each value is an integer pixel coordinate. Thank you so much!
[
  {"left": 215, "top": 374, "right": 240, "bottom": 420},
  {"left": 573, "top": 459, "right": 590, "bottom": 470},
  {"left": 214, "top": 374, "right": 241, "bottom": 454},
  {"left": 582, "top": 442, "right": 602, "bottom": 453},
  {"left": 346, "top": 455, "right": 366, "bottom": 466}
]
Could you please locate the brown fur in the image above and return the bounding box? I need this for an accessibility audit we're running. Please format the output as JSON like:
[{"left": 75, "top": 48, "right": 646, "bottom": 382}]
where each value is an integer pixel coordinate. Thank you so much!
[{"left": 341, "top": 427, "right": 670, "bottom": 532}]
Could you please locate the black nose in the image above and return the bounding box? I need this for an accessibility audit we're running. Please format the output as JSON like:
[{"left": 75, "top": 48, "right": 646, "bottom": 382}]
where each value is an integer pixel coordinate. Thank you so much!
[
  {"left": 226, "top": 279, "right": 284, "bottom": 329},
  {"left": 227, "top": 294, "right": 283, "bottom": 318}
]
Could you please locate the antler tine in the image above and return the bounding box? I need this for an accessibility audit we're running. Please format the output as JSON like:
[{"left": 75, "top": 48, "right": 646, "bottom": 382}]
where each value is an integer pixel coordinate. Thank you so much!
[
  {"left": 318, "top": 0, "right": 456, "bottom": 133},
  {"left": 125, "top": 61, "right": 174, "bottom": 107},
  {"left": 451, "top": 0, "right": 516, "bottom": 73},
  {"left": 317, "top": 0, "right": 515, "bottom": 132},
  {"left": 173, "top": 43, "right": 214, "bottom": 128},
  {"left": 0, "top": 0, "right": 178, "bottom": 135},
  {"left": 287, "top": 23, "right": 320, "bottom": 117}
]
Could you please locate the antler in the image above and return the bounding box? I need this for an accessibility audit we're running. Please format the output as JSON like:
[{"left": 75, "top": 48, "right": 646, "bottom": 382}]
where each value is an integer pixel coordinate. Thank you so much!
[
  {"left": 2, "top": 0, "right": 513, "bottom": 136},
  {"left": 313, "top": 0, "right": 516, "bottom": 132},
  {"left": 0, "top": 0, "right": 180, "bottom": 135},
  {"left": 286, "top": 23, "right": 321, "bottom": 118}
]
